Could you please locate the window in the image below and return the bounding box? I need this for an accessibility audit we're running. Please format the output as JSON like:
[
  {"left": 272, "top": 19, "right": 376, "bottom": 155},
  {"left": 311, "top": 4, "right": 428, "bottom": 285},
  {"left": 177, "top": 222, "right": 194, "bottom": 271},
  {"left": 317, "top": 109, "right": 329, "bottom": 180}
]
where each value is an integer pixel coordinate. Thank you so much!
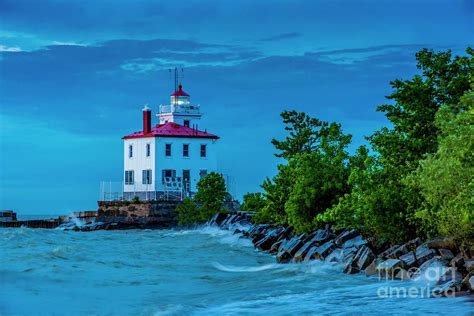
[
  {"left": 165, "top": 143, "right": 172, "bottom": 157},
  {"left": 183, "top": 144, "right": 189, "bottom": 157},
  {"left": 183, "top": 170, "right": 191, "bottom": 191},
  {"left": 142, "top": 169, "right": 152, "bottom": 185},
  {"left": 200, "top": 144, "right": 207, "bottom": 158},
  {"left": 199, "top": 169, "right": 207, "bottom": 179},
  {"left": 183, "top": 120, "right": 190, "bottom": 127},
  {"left": 183, "top": 170, "right": 190, "bottom": 182},
  {"left": 125, "top": 170, "right": 134, "bottom": 185},
  {"left": 146, "top": 144, "right": 151, "bottom": 157},
  {"left": 128, "top": 144, "right": 133, "bottom": 158},
  {"left": 162, "top": 169, "right": 176, "bottom": 183}
]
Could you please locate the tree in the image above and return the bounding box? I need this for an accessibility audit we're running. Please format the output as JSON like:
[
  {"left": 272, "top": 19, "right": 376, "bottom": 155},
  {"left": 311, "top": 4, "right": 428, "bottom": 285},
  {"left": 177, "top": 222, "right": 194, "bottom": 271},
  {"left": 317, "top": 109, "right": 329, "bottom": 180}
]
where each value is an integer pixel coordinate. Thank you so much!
[
  {"left": 176, "top": 198, "right": 201, "bottom": 226},
  {"left": 256, "top": 111, "right": 352, "bottom": 232},
  {"left": 176, "top": 172, "right": 228, "bottom": 225},
  {"left": 271, "top": 110, "right": 327, "bottom": 159},
  {"left": 254, "top": 164, "right": 294, "bottom": 225},
  {"left": 328, "top": 48, "right": 474, "bottom": 243},
  {"left": 241, "top": 192, "right": 266, "bottom": 213},
  {"left": 407, "top": 88, "right": 474, "bottom": 247},
  {"left": 194, "top": 172, "right": 228, "bottom": 221}
]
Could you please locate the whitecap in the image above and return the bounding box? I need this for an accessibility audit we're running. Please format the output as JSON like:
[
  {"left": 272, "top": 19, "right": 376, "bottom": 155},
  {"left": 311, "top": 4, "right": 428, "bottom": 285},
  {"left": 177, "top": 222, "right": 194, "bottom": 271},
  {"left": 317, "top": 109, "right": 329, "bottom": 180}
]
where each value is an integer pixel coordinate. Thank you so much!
[{"left": 212, "top": 262, "right": 280, "bottom": 273}]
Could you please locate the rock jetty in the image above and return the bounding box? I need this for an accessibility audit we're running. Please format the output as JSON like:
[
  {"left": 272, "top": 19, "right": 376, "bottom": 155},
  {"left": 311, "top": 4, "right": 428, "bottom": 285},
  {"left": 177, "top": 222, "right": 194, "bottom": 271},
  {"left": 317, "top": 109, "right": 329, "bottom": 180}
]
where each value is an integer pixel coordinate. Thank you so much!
[{"left": 209, "top": 212, "right": 474, "bottom": 297}]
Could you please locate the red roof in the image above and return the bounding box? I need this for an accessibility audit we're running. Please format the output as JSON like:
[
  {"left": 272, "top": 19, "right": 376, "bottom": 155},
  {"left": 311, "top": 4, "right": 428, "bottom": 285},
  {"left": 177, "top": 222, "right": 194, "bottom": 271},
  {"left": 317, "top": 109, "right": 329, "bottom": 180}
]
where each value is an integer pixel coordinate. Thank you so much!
[
  {"left": 123, "top": 122, "right": 219, "bottom": 139},
  {"left": 170, "top": 84, "right": 190, "bottom": 97}
]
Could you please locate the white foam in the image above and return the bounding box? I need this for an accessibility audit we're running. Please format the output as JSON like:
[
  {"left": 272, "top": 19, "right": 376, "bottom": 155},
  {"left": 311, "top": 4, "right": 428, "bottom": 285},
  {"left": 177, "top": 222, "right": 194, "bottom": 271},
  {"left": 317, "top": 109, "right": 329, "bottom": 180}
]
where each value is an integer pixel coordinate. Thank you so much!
[{"left": 212, "top": 262, "right": 280, "bottom": 273}]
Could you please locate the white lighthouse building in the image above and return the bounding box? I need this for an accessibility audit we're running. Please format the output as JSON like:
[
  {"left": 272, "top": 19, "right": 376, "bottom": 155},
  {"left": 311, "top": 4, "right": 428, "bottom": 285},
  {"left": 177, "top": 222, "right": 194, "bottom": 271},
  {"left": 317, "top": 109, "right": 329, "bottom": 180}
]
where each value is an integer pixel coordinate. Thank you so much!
[{"left": 122, "top": 84, "right": 219, "bottom": 200}]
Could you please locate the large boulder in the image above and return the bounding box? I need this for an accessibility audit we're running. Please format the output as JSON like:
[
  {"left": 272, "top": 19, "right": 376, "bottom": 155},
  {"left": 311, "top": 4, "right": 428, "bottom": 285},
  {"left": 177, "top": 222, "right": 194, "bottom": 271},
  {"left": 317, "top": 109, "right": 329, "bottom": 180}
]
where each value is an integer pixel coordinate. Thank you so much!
[
  {"left": 254, "top": 227, "right": 285, "bottom": 251},
  {"left": 334, "top": 230, "right": 359, "bottom": 246},
  {"left": 438, "top": 248, "right": 455, "bottom": 261},
  {"left": 380, "top": 244, "right": 400, "bottom": 259},
  {"left": 269, "top": 240, "right": 284, "bottom": 254},
  {"left": 309, "top": 229, "right": 333, "bottom": 244},
  {"left": 354, "top": 245, "right": 376, "bottom": 270},
  {"left": 304, "top": 241, "right": 336, "bottom": 261},
  {"left": 249, "top": 224, "right": 271, "bottom": 243},
  {"left": 276, "top": 235, "right": 305, "bottom": 263},
  {"left": 450, "top": 253, "right": 466, "bottom": 270},
  {"left": 342, "top": 235, "right": 367, "bottom": 249},
  {"left": 315, "top": 240, "right": 336, "bottom": 260},
  {"left": 365, "top": 258, "right": 382, "bottom": 276},
  {"left": 432, "top": 267, "right": 464, "bottom": 296},
  {"left": 411, "top": 257, "right": 449, "bottom": 281},
  {"left": 376, "top": 259, "right": 405, "bottom": 279},
  {"left": 385, "top": 238, "right": 422, "bottom": 259},
  {"left": 395, "top": 269, "right": 411, "bottom": 280},
  {"left": 464, "top": 259, "right": 474, "bottom": 273},
  {"left": 399, "top": 245, "right": 436, "bottom": 268},
  {"left": 343, "top": 246, "right": 375, "bottom": 275},
  {"left": 294, "top": 240, "right": 317, "bottom": 262},
  {"left": 463, "top": 273, "right": 474, "bottom": 291},
  {"left": 343, "top": 262, "right": 360, "bottom": 274},
  {"left": 426, "top": 237, "right": 457, "bottom": 252},
  {"left": 293, "top": 229, "right": 333, "bottom": 262}
]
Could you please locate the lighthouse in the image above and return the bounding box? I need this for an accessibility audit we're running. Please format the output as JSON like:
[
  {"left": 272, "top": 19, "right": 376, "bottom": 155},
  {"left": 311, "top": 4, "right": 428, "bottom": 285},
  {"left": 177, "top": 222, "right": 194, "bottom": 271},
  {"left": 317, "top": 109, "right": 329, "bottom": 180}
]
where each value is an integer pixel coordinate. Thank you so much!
[{"left": 122, "top": 84, "right": 219, "bottom": 200}]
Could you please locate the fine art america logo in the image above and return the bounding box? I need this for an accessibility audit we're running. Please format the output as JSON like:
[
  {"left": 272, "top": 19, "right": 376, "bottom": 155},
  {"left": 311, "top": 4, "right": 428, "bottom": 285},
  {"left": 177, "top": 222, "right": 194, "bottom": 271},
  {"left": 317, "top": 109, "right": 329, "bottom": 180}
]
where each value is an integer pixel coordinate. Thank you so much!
[{"left": 377, "top": 263, "right": 462, "bottom": 298}]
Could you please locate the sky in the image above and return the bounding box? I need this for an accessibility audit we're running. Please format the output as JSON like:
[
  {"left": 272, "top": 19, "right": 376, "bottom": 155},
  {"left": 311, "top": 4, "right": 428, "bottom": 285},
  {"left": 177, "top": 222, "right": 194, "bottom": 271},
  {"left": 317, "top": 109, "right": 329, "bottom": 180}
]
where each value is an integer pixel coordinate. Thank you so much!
[{"left": 0, "top": 0, "right": 473, "bottom": 214}]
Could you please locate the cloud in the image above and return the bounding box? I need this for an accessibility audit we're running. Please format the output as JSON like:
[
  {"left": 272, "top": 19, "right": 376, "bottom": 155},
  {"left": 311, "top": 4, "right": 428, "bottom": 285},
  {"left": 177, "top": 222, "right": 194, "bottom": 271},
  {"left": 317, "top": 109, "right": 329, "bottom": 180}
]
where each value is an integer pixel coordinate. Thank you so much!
[
  {"left": 0, "top": 45, "right": 21, "bottom": 52},
  {"left": 306, "top": 44, "right": 434, "bottom": 65},
  {"left": 260, "top": 32, "right": 302, "bottom": 42}
]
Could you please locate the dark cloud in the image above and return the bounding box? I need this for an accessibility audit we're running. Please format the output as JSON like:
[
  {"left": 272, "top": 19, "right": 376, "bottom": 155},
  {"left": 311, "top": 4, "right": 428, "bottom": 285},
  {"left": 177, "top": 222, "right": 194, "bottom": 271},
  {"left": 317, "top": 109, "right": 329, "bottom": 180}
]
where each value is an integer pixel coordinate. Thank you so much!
[{"left": 260, "top": 32, "right": 301, "bottom": 42}]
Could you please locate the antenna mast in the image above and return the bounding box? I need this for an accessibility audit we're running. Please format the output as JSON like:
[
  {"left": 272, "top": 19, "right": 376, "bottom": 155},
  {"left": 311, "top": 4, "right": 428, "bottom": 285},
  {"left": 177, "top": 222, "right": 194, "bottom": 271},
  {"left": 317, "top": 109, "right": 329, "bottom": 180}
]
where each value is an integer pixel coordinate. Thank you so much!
[{"left": 169, "top": 67, "right": 184, "bottom": 105}]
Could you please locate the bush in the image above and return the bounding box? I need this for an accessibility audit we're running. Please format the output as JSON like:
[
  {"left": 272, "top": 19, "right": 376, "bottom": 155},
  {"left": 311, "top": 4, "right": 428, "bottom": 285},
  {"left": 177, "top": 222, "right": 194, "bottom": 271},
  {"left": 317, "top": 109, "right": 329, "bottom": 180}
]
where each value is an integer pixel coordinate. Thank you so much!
[
  {"left": 176, "top": 172, "right": 228, "bottom": 225},
  {"left": 406, "top": 89, "right": 474, "bottom": 248},
  {"left": 194, "top": 172, "right": 228, "bottom": 221},
  {"left": 176, "top": 198, "right": 201, "bottom": 226},
  {"left": 241, "top": 192, "right": 266, "bottom": 213}
]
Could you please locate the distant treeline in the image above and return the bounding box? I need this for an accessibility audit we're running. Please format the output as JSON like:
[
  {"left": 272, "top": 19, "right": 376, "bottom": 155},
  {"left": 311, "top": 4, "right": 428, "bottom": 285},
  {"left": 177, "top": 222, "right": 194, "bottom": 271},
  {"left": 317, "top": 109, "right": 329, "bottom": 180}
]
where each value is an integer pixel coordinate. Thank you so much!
[{"left": 242, "top": 48, "right": 474, "bottom": 249}]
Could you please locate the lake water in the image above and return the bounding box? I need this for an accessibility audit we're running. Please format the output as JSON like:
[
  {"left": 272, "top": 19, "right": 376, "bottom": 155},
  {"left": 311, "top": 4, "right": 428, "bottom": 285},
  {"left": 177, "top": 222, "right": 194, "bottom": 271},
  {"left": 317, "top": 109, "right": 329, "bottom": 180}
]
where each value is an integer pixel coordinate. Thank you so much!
[{"left": 0, "top": 226, "right": 472, "bottom": 315}]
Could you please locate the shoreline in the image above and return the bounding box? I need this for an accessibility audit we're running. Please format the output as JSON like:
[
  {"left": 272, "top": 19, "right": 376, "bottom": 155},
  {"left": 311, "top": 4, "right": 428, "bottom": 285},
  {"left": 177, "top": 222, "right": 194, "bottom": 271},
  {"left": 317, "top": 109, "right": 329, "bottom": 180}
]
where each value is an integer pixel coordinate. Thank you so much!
[
  {"left": 2, "top": 208, "right": 473, "bottom": 299},
  {"left": 208, "top": 212, "right": 474, "bottom": 299}
]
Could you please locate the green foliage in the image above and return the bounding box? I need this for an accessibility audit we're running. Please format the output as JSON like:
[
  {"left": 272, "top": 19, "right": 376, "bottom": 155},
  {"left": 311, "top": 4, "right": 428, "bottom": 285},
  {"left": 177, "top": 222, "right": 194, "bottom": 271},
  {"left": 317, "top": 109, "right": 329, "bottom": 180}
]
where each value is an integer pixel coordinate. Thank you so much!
[
  {"left": 406, "top": 89, "right": 474, "bottom": 247},
  {"left": 254, "top": 164, "right": 294, "bottom": 225},
  {"left": 271, "top": 110, "right": 327, "bottom": 159},
  {"left": 253, "top": 47, "right": 473, "bottom": 244},
  {"left": 176, "top": 198, "right": 201, "bottom": 226},
  {"left": 241, "top": 192, "right": 266, "bottom": 213},
  {"left": 131, "top": 196, "right": 140, "bottom": 203},
  {"left": 319, "top": 47, "right": 474, "bottom": 243},
  {"left": 176, "top": 172, "right": 228, "bottom": 225},
  {"left": 254, "top": 111, "right": 352, "bottom": 233},
  {"left": 194, "top": 172, "right": 228, "bottom": 220}
]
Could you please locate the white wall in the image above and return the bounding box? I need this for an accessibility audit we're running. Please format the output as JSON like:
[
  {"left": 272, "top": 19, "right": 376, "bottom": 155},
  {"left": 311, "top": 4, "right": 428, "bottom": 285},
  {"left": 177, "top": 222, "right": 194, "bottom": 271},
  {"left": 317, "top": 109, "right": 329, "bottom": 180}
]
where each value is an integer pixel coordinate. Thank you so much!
[
  {"left": 123, "top": 136, "right": 218, "bottom": 193},
  {"left": 155, "top": 137, "right": 218, "bottom": 192},
  {"left": 123, "top": 138, "right": 156, "bottom": 193}
]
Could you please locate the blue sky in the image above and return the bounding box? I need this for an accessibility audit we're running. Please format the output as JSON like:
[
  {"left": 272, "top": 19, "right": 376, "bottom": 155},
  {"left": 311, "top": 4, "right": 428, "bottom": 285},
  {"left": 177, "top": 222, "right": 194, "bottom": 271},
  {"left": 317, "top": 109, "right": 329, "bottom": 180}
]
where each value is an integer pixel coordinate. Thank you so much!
[{"left": 0, "top": 0, "right": 472, "bottom": 214}]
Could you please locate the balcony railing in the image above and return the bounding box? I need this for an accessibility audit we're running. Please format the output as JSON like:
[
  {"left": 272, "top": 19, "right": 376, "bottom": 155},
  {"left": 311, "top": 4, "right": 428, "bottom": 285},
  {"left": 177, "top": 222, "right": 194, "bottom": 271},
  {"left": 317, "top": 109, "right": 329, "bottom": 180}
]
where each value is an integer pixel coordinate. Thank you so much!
[{"left": 159, "top": 104, "right": 201, "bottom": 115}]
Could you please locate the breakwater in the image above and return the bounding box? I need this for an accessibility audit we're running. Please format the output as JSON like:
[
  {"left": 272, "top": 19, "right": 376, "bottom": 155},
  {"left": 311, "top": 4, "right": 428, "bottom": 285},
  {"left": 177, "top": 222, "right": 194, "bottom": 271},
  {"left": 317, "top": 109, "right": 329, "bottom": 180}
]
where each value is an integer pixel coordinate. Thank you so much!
[{"left": 208, "top": 212, "right": 474, "bottom": 298}]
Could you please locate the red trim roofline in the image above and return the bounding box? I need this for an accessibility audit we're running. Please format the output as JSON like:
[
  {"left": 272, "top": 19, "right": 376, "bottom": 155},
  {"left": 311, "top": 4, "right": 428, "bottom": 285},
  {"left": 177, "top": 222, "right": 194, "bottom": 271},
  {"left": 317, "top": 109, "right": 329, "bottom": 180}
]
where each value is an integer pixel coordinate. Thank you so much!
[{"left": 122, "top": 122, "right": 219, "bottom": 140}]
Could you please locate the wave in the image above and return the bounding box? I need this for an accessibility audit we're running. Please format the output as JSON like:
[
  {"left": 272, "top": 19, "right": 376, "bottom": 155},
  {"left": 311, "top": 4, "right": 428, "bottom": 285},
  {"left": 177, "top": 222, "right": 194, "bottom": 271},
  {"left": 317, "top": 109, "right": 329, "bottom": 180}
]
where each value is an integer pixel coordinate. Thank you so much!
[{"left": 212, "top": 262, "right": 281, "bottom": 273}]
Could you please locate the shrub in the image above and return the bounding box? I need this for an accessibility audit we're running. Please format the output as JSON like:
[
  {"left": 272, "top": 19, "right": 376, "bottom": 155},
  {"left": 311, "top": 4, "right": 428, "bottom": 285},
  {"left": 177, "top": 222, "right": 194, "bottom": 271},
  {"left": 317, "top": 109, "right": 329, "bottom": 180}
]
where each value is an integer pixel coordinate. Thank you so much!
[
  {"left": 176, "top": 198, "right": 201, "bottom": 226},
  {"left": 176, "top": 172, "right": 228, "bottom": 225},
  {"left": 241, "top": 192, "right": 266, "bottom": 213}
]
